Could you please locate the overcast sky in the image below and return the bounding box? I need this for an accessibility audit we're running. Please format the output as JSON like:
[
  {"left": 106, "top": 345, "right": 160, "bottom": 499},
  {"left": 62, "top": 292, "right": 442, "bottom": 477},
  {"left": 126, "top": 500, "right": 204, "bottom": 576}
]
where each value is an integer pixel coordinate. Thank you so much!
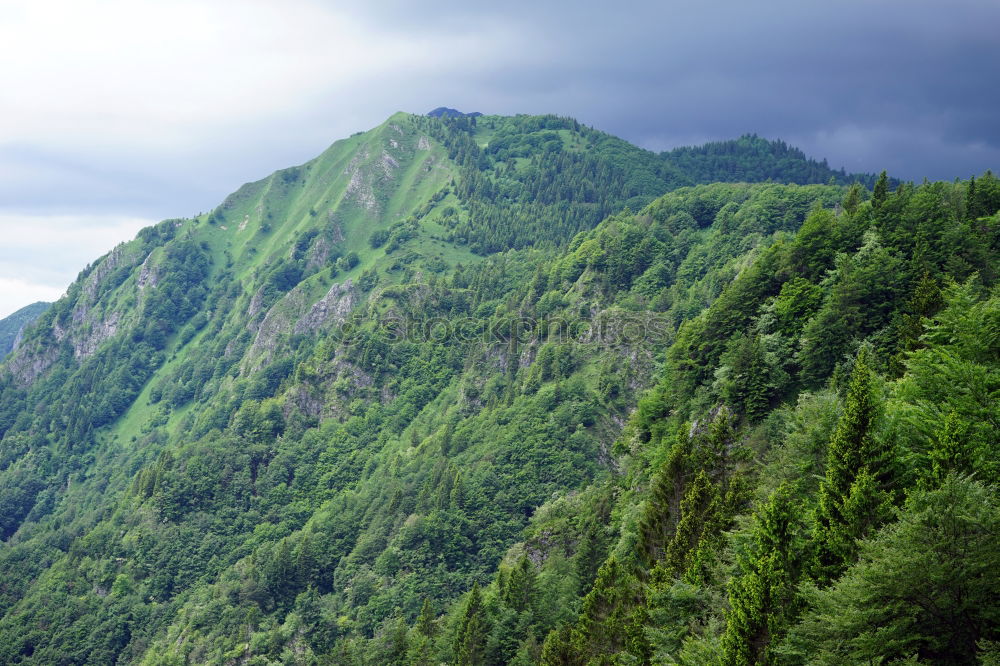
[{"left": 2, "top": 0, "right": 999, "bottom": 318}]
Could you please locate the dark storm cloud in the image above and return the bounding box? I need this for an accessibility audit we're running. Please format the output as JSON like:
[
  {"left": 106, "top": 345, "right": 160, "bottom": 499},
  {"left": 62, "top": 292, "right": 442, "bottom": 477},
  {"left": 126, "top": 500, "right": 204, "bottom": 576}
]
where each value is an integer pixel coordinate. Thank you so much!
[{"left": 341, "top": 0, "right": 1000, "bottom": 181}]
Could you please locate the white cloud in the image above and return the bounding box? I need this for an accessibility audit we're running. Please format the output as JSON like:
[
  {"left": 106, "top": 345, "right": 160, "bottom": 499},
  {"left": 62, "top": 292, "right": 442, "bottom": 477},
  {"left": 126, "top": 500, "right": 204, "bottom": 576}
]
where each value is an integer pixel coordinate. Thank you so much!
[
  {"left": 0, "top": 212, "right": 154, "bottom": 318},
  {"left": 0, "top": 0, "right": 523, "bottom": 154},
  {"left": 0, "top": 0, "right": 533, "bottom": 220},
  {"left": 0, "top": 278, "right": 64, "bottom": 321}
]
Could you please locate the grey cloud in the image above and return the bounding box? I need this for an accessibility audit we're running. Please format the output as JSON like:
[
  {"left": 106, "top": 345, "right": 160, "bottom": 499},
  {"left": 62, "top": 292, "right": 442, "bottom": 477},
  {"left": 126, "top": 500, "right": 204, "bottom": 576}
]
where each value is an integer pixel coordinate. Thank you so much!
[
  {"left": 2, "top": 0, "right": 998, "bottom": 317},
  {"left": 5, "top": 1, "right": 1000, "bottom": 219}
]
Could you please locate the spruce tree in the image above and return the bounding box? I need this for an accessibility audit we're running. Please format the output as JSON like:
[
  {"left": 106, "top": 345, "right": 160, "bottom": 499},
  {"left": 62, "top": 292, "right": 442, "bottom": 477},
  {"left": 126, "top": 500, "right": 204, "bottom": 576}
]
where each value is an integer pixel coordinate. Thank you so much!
[
  {"left": 722, "top": 484, "right": 801, "bottom": 666},
  {"left": 407, "top": 599, "right": 438, "bottom": 666},
  {"left": 539, "top": 625, "right": 578, "bottom": 666},
  {"left": 843, "top": 182, "right": 863, "bottom": 215},
  {"left": 812, "top": 346, "right": 895, "bottom": 583},
  {"left": 872, "top": 170, "right": 889, "bottom": 210},
  {"left": 571, "top": 556, "right": 650, "bottom": 663},
  {"left": 574, "top": 517, "right": 608, "bottom": 596},
  {"left": 966, "top": 175, "right": 980, "bottom": 219},
  {"left": 501, "top": 555, "right": 538, "bottom": 612},
  {"left": 417, "top": 597, "right": 437, "bottom": 638},
  {"left": 927, "top": 410, "right": 971, "bottom": 486},
  {"left": 660, "top": 470, "right": 724, "bottom": 583},
  {"left": 454, "top": 582, "right": 487, "bottom": 666}
]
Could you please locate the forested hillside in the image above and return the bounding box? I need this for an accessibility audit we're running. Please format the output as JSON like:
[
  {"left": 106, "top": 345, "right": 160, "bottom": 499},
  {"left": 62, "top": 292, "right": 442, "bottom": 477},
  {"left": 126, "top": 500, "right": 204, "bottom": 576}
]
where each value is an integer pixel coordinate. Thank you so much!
[
  {"left": 0, "top": 302, "right": 49, "bottom": 359},
  {"left": 0, "top": 111, "right": 996, "bottom": 665}
]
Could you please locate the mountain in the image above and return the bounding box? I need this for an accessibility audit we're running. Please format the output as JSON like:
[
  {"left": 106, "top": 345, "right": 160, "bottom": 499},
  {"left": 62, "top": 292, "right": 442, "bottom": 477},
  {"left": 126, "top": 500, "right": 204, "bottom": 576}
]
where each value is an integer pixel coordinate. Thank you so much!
[
  {"left": 0, "top": 302, "right": 49, "bottom": 360},
  {"left": 661, "top": 133, "right": 892, "bottom": 189},
  {"left": 0, "top": 112, "right": 997, "bottom": 665},
  {"left": 427, "top": 107, "right": 483, "bottom": 118}
]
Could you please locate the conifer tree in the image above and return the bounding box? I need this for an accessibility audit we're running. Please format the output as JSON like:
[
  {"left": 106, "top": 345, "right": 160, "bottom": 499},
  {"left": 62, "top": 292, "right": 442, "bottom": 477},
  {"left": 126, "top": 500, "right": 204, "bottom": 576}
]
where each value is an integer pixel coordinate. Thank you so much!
[
  {"left": 571, "top": 555, "right": 651, "bottom": 664},
  {"left": 454, "top": 582, "right": 487, "bottom": 666},
  {"left": 660, "top": 470, "right": 724, "bottom": 583},
  {"left": 501, "top": 555, "right": 538, "bottom": 611},
  {"left": 891, "top": 270, "right": 942, "bottom": 375},
  {"left": 721, "top": 484, "right": 802, "bottom": 666},
  {"left": 406, "top": 599, "right": 438, "bottom": 666},
  {"left": 812, "top": 346, "right": 895, "bottom": 583},
  {"left": 574, "top": 517, "right": 609, "bottom": 596},
  {"left": 539, "top": 624, "right": 578, "bottom": 666},
  {"left": 872, "top": 170, "right": 889, "bottom": 210},
  {"left": 927, "top": 410, "right": 971, "bottom": 486},
  {"left": 417, "top": 597, "right": 437, "bottom": 638},
  {"left": 842, "top": 182, "right": 863, "bottom": 215},
  {"left": 966, "top": 175, "right": 980, "bottom": 219},
  {"left": 637, "top": 425, "right": 690, "bottom": 567}
]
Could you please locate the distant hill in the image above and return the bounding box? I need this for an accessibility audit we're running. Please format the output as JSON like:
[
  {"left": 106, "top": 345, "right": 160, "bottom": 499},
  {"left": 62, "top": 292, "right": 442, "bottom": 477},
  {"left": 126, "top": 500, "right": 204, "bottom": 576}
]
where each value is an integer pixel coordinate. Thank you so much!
[
  {"left": 0, "top": 301, "right": 49, "bottom": 358},
  {"left": 662, "top": 133, "right": 893, "bottom": 189},
  {"left": 427, "top": 106, "right": 483, "bottom": 118}
]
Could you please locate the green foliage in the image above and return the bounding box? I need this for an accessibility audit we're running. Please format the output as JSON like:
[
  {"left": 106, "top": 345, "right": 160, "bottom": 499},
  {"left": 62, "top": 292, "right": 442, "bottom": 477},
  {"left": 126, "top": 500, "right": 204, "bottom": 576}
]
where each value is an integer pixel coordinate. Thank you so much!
[
  {"left": 571, "top": 556, "right": 650, "bottom": 664},
  {"left": 892, "top": 280, "right": 1000, "bottom": 486},
  {"left": 721, "top": 484, "right": 804, "bottom": 665},
  {"left": 784, "top": 475, "right": 1000, "bottom": 665},
  {"left": 811, "top": 347, "right": 896, "bottom": 582},
  {"left": 454, "top": 583, "right": 487, "bottom": 665},
  {"left": 0, "top": 111, "right": 995, "bottom": 666},
  {"left": 431, "top": 115, "right": 864, "bottom": 255}
]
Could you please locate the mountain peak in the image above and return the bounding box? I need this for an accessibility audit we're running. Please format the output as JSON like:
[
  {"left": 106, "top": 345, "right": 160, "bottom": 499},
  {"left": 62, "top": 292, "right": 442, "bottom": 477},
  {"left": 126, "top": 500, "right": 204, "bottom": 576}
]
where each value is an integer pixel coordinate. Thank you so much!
[{"left": 426, "top": 106, "right": 483, "bottom": 118}]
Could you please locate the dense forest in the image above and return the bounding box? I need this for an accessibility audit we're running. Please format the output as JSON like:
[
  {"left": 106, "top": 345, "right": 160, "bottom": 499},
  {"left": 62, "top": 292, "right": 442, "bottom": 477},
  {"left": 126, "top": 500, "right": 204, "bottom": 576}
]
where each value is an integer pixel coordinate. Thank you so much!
[{"left": 0, "top": 112, "right": 996, "bottom": 665}]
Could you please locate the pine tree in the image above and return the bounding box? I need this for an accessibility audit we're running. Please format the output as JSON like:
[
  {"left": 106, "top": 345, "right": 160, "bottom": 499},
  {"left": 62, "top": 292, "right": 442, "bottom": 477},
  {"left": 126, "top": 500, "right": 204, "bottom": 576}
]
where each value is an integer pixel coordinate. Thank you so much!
[
  {"left": 842, "top": 182, "right": 863, "bottom": 216},
  {"left": 417, "top": 597, "right": 437, "bottom": 638},
  {"left": 454, "top": 582, "right": 487, "bottom": 666},
  {"left": 927, "top": 410, "right": 971, "bottom": 486},
  {"left": 571, "top": 556, "right": 651, "bottom": 663},
  {"left": 812, "top": 346, "right": 895, "bottom": 583},
  {"left": 872, "top": 170, "right": 889, "bottom": 210},
  {"left": 722, "top": 484, "right": 801, "bottom": 665},
  {"left": 539, "top": 624, "right": 578, "bottom": 666}
]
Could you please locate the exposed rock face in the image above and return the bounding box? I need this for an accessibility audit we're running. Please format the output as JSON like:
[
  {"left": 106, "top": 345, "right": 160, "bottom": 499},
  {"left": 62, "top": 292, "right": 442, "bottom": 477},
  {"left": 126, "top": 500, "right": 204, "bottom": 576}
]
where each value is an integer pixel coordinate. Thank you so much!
[
  {"left": 342, "top": 129, "right": 409, "bottom": 214},
  {"left": 247, "top": 288, "right": 266, "bottom": 323},
  {"left": 343, "top": 146, "right": 377, "bottom": 212},
  {"left": 379, "top": 151, "right": 399, "bottom": 177},
  {"left": 244, "top": 280, "right": 358, "bottom": 373},
  {"left": 294, "top": 281, "right": 357, "bottom": 335},
  {"left": 7, "top": 342, "right": 58, "bottom": 386},
  {"left": 73, "top": 311, "right": 122, "bottom": 358},
  {"left": 7, "top": 245, "right": 152, "bottom": 383},
  {"left": 304, "top": 235, "right": 332, "bottom": 272},
  {"left": 136, "top": 253, "right": 160, "bottom": 290},
  {"left": 83, "top": 244, "right": 133, "bottom": 301},
  {"left": 11, "top": 325, "right": 25, "bottom": 353},
  {"left": 245, "top": 288, "right": 307, "bottom": 369}
]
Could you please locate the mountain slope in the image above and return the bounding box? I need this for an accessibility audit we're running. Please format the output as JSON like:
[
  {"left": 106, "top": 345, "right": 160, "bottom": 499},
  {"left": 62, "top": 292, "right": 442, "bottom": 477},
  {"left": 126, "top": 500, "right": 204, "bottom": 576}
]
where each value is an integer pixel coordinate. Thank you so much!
[
  {"left": 0, "top": 112, "right": 990, "bottom": 665},
  {"left": 0, "top": 302, "right": 49, "bottom": 360}
]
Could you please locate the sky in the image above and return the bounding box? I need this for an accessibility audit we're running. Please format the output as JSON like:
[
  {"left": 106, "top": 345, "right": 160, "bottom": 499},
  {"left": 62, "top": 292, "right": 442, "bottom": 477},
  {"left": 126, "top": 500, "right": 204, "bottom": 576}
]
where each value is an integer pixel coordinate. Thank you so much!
[{"left": 2, "top": 0, "right": 999, "bottom": 318}]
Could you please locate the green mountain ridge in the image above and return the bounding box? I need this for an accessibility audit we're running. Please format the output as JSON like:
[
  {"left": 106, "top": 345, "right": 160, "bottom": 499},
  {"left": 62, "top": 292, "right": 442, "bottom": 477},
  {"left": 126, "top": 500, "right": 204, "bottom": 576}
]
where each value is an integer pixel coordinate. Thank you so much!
[{"left": 0, "top": 111, "right": 996, "bottom": 665}]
